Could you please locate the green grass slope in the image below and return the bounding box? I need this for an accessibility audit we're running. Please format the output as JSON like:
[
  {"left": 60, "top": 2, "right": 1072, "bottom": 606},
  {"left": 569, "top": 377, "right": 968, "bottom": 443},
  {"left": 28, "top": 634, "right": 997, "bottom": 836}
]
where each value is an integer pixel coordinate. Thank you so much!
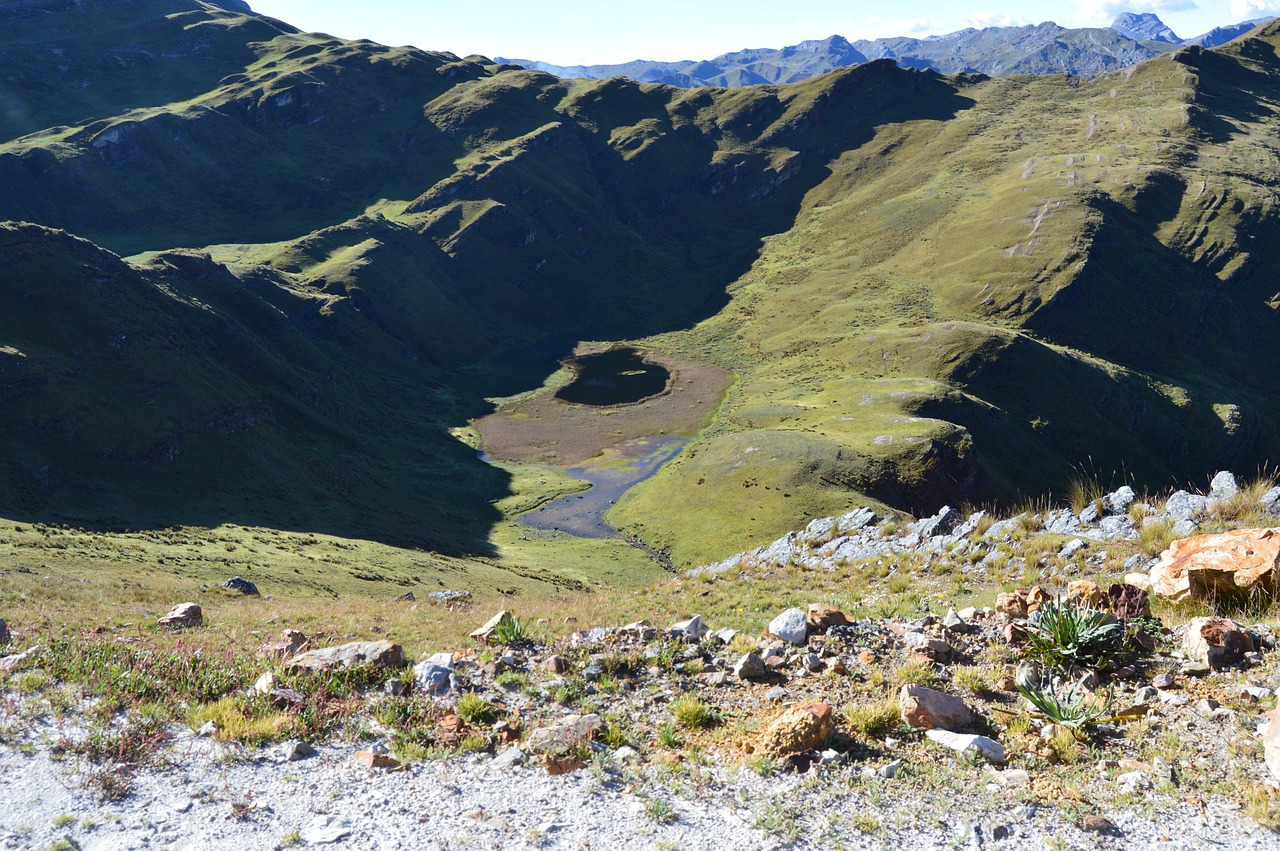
[{"left": 4, "top": 2, "right": 1280, "bottom": 577}]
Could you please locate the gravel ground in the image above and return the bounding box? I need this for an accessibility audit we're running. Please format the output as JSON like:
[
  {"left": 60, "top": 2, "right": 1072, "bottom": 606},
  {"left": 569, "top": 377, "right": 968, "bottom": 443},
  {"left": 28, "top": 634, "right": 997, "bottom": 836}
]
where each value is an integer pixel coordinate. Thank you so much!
[{"left": 0, "top": 720, "right": 1274, "bottom": 851}]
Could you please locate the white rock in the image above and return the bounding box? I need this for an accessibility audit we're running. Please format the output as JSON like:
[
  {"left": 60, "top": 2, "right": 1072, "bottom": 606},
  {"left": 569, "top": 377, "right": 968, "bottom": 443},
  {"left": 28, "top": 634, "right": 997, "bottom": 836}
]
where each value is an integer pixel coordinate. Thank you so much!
[
  {"left": 253, "top": 671, "right": 274, "bottom": 694},
  {"left": 925, "top": 729, "right": 1006, "bottom": 764},
  {"left": 767, "top": 608, "right": 808, "bottom": 645},
  {"left": 670, "top": 615, "right": 709, "bottom": 639},
  {"left": 301, "top": 815, "right": 352, "bottom": 844}
]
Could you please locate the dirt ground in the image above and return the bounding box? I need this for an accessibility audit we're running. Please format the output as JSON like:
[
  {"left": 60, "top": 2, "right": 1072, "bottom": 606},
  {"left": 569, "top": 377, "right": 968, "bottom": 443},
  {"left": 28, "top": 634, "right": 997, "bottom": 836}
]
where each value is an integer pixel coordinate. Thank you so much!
[{"left": 476, "top": 350, "right": 732, "bottom": 465}]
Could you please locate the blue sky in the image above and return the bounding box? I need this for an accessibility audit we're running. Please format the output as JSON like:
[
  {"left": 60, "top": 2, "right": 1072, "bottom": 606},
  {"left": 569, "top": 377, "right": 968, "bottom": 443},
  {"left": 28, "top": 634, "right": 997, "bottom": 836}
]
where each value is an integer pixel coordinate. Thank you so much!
[{"left": 247, "top": 1, "right": 1280, "bottom": 65}]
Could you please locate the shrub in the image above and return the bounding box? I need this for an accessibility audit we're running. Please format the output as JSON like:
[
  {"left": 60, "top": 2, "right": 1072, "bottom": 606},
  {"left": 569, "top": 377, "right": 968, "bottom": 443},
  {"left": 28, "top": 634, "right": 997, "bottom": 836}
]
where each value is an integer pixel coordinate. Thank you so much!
[{"left": 493, "top": 614, "right": 529, "bottom": 646}]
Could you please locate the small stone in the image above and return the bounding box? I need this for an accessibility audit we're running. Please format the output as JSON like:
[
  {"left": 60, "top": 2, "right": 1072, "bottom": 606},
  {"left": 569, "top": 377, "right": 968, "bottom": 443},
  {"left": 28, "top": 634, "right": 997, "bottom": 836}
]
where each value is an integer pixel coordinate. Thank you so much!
[
  {"left": 1078, "top": 814, "right": 1116, "bottom": 834},
  {"left": 1241, "top": 685, "right": 1272, "bottom": 701},
  {"left": 195, "top": 721, "right": 217, "bottom": 738},
  {"left": 385, "top": 677, "right": 409, "bottom": 697},
  {"left": 1209, "top": 471, "right": 1239, "bottom": 499},
  {"left": 541, "top": 655, "right": 568, "bottom": 674},
  {"left": 712, "top": 628, "right": 739, "bottom": 645},
  {"left": 610, "top": 745, "right": 641, "bottom": 765},
  {"left": 1133, "top": 687, "right": 1158, "bottom": 704},
  {"left": 669, "top": 615, "right": 709, "bottom": 640},
  {"left": 1059, "top": 538, "right": 1086, "bottom": 559},
  {"left": 805, "top": 604, "right": 849, "bottom": 635},
  {"left": 354, "top": 751, "right": 400, "bottom": 769},
  {"left": 1106, "top": 486, "right": 1137, "bottom": 514},
  {"left": 1182, "top": 616, "right": 1253, "bottom": 670},
  {"left": 925, "top": 730, "right": 1005, "bottom": 764},
  {"left": 801, "top": 653, "right": 825, "bottom": 673},
  {"left": 253, "top": 671, "right": 274, "bottom": 694},
  {"left": 753, "top": 703, "right": 834, "bottom": 759},
  {"left": 414, "top": 660, "right": 455, "bottom": 696},
  {"left": 877, "top": 759, "right": 903, "bottom": 779},
  {"left": 1152, "top": 672, "right": 1176, "bottom": 689},
  {"left": 1263, "top": 707, "right": 1280, "bottom": 780},
  {"left": 765, "top": 686, "right": 788, "bottom": 701},
  {"left": 286, "top": 640, "right": 407, "bottom": 672},
  {"left": 269, "top": 687, "right": 305, "bottom": 709},
  {"left": 695, "top": 671, "right": 728, "bottom": 686},
  {"left": 1116, "top": 770, "right": 1152, "bottom": 791},
  {"left": 489, "top": 746, "right": 526, "bottom": 771},
  {"left": 767, "top": 608, "right": 809, "bottom": 645},
  {"left": 733, "top": 652, "right": 767, "bottom": 680},
  {"left": 280, "top": 740, "right": 315, "bottom": 762},
  {"left": 301, "top": 815, "right": 352, "bottom": 845},
  {"left": 526, "top": 714, "right": 603, "bottom": 756},
  {"left": 0, "top": 618, "right": 9, "bottom": 647},
  {"left": 159, "top": 603, "right": 203, "bottom": 630}
]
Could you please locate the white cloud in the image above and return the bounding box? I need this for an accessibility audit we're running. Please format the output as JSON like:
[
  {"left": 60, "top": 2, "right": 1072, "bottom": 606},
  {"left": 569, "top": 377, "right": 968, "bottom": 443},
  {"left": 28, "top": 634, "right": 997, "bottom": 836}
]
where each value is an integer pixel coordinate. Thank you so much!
[
  {"left": 1071, "top": 0, "right": 1199, "bottom": 27},
  {"left": 1231, "top": 0, "right": 1280, "bottom": 19},
  {"left": 962, "top": 12, "right": 1034, "bottom": 29}
]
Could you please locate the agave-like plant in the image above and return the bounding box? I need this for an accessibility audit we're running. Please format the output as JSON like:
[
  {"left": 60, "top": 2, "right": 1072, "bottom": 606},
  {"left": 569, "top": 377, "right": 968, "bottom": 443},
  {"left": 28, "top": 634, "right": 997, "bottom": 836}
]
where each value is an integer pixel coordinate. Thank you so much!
[
  {"left": 1016, "top": 668, "right": 1114, "bottom": 733},
  {"left": 1022, "top": 599, "right": 1122, "bottom": 672}
]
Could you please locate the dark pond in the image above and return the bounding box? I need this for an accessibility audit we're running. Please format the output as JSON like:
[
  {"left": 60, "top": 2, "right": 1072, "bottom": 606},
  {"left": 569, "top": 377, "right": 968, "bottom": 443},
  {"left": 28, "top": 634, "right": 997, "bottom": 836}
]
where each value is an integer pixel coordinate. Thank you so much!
[{"left": 554, "top": 347, "right": 670, "bottom": 406}]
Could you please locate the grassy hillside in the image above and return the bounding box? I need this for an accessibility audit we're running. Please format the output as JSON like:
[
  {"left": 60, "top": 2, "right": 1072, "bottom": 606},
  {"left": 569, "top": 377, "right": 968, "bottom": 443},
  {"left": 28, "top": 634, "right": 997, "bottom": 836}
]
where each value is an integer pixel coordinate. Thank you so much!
[{"left": 3, "top": 2, "right": 1280, "bottom": 578}]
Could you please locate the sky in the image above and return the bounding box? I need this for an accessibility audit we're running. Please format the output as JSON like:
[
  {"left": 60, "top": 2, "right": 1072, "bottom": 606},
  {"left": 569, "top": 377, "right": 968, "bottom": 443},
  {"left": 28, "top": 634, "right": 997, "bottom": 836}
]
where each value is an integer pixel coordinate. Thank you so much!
[{"left": 246, "top": 1, "right": 1280, "bottom": 66}]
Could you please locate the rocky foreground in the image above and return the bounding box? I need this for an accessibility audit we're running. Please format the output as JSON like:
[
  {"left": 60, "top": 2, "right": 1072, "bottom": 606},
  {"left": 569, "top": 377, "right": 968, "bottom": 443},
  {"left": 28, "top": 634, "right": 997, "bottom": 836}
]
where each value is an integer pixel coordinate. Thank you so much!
[{"left": 3, "top": 474, "right": 1280, "bottom": 849}]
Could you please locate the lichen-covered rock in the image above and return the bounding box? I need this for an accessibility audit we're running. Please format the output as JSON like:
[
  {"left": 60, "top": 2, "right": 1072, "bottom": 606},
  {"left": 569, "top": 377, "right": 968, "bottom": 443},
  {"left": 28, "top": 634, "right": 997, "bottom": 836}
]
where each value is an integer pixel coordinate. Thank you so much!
[
  {"left": 753, "top": 703, "right": 833, "bottom": 759},
  {"left": 1149, "top": 528, "right": 1280, "bottom": 603},
  {"left": 526, "top": 714, "right": 603, "bottom": 756}
]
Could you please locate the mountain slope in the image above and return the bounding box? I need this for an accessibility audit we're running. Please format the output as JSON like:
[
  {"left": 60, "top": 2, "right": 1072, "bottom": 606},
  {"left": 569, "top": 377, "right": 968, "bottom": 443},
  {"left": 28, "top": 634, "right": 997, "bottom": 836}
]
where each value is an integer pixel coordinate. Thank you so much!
[{"left": 5, "top": 2, "right": 1280, "bottom": 572}]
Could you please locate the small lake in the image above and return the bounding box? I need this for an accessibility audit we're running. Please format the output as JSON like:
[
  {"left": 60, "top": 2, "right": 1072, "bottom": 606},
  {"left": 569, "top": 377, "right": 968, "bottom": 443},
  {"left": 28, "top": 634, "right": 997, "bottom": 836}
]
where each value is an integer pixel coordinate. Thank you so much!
[
  {"left": 520, "top": 435, "right": 686, "bottom": 538},
  {"left": 554, "top": 347, "right": 670, "bottom": 406}
]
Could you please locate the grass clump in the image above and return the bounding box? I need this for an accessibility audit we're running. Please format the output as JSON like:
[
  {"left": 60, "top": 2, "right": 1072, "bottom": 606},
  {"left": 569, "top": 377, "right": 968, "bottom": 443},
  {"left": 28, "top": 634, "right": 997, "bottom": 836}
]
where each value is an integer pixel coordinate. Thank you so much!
[
  {"left": 671, "top": 694, "right": 717, "bottom": 730},
  {"left": 1242, "top": 784, "right": 1280, "bottom": 831},
  {"left": 1137, "top": 518, "right": 1177, "bottom": 557},
  {"left": 455, "top": 693, "right": 497, "bottom": 726},
  {"left": 842, "top": 699, "right": 901, "bottom": 739}
]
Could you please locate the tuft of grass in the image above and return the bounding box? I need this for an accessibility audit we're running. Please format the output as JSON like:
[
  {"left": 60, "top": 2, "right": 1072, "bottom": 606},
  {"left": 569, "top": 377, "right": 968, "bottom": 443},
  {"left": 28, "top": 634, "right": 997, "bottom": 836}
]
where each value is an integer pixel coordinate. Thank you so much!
[
  {"left": 842, "top": 699, "right": 901, "bottom": 739},
  {"left": 893, "top": 657, "right": 942, "bottom": 688},
  {"left": 1065, "top": 474, "right": 1105, "bottom": 516},
  {"left": 1243, "top": 784, "right": 1280, "bottom": 831},
  {"left": 455, "top": 693, "right": 497, "bottom": 726},
  {"left": 1137, "top": 519, "right": 1177, "bottom": 557},
  {"left": 671, "top": 694, "right": 717, "bottom": 730},
  {"left": 952, "top": 665, "right": 994, "bottom": 697}
]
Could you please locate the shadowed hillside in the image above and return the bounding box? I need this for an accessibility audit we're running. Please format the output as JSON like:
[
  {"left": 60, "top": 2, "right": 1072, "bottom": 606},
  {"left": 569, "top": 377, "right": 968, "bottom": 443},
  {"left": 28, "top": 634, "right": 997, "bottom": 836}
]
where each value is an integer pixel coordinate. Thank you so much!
[{"left": 4, "top": 1, "right": 1280, "bottom": 571}]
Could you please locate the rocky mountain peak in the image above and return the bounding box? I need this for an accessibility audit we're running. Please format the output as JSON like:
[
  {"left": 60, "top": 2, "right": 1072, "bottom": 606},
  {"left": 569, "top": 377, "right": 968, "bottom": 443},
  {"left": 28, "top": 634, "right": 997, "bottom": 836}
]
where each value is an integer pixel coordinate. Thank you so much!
[{"left": 1110, "top": 11, "right": 1180, "bottom": 43}]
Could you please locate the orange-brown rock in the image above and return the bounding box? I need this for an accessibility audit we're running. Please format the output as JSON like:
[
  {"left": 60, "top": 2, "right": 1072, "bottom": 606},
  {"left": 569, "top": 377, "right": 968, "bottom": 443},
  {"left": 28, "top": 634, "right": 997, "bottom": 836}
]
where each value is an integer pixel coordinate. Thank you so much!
[
  {"left": 752, "top": 703, "right": 834, "bottom": 759},
  {"left": 995, "top": 586, "right": 1048, "bottom": 618},
  {"left": 806, "top": 604, "right": 849, "bottom": 635},
  {"left": 1067, "top": 580, "right": 1108, "bottom": 609},
  {"left": 354, "top": 751, "right": 401, "bottom": 769},
  {"left": 899, "top": 685, "right": 976, "bottom": 730},
  {"left": 1149, "top": 528, "right": 1280, "bottom": 602}
]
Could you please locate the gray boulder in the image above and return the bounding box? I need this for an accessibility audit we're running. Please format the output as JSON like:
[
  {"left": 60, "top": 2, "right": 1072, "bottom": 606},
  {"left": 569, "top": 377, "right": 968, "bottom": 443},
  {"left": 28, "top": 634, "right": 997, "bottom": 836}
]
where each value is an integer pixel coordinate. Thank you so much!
[
  {"left": 286, "top": 640, "right": 407, "bottom": 672},
  {"left": 1166, "top": 490, "right": 1209, "bottom": 521},
  {"left": 221, "top": 576, "right": 260, "bottom": 596},
  {"left": 918, "top": 506, "right": 963, "bottom": 539},
  {"left": 1105, "top": 486, "right": 1137, "bottom": 514},
  {"left": 1210, "top": 471, "right": 1239, "bottom": 500}
]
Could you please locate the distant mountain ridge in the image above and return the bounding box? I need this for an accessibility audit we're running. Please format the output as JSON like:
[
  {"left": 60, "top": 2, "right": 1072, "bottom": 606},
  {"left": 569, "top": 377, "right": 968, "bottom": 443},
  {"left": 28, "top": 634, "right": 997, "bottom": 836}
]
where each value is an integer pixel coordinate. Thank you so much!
[{"left": 498, "top": 12, "right": 1277, "bottom": 86}]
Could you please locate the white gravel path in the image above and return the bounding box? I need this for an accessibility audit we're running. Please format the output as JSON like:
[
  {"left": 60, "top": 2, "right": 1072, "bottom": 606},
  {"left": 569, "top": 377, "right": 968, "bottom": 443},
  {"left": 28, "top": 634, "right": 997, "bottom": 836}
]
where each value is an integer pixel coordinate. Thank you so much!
[{"left": 1, "top": 719, "right": 1276, "bottom": 851}]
